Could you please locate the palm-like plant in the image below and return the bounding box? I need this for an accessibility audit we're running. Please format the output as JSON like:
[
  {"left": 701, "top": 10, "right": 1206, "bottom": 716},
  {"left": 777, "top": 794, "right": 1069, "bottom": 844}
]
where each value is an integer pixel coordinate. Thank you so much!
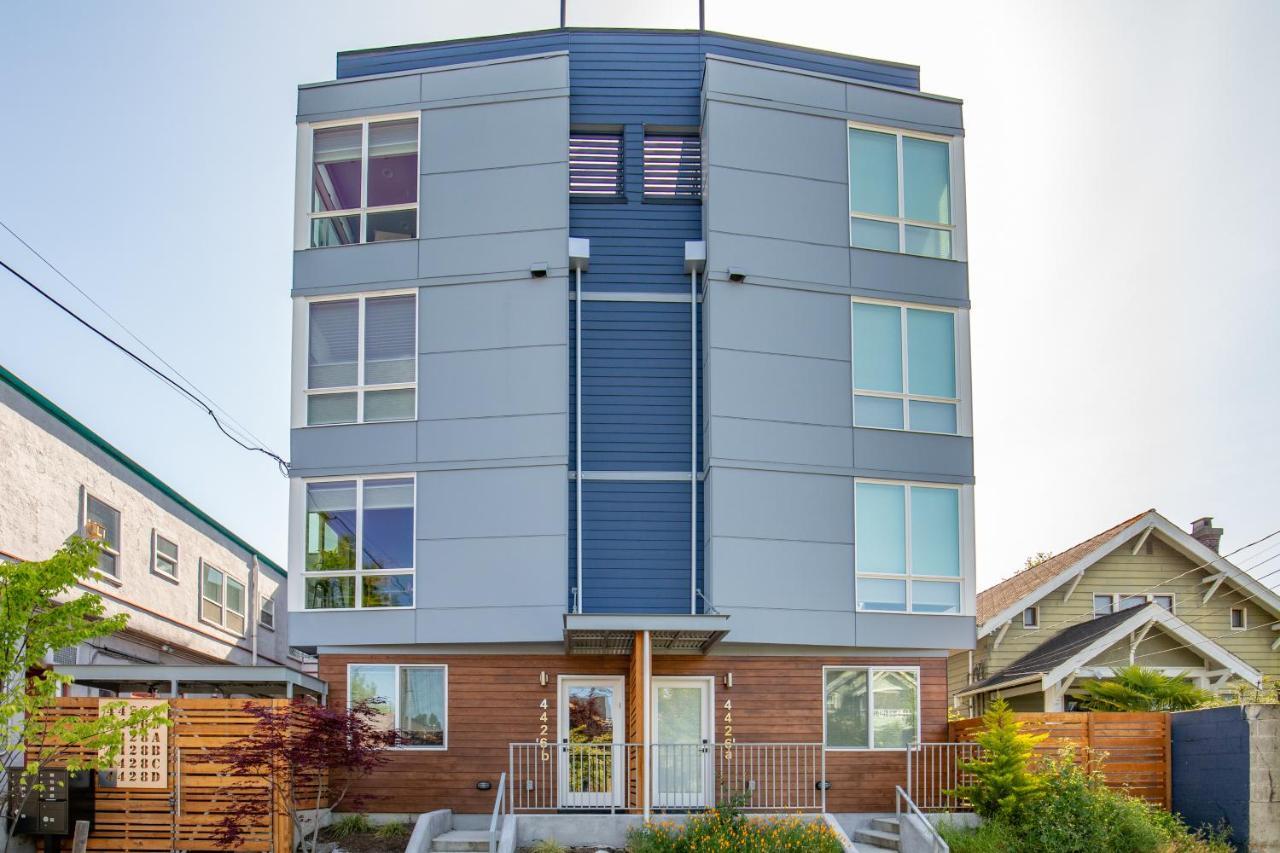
[{"left": 1077, "top": 665, "right": 1213, "bottom": 711}]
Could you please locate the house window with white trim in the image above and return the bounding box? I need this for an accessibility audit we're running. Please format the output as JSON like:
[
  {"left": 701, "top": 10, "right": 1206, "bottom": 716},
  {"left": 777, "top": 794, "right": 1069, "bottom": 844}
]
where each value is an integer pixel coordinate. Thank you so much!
[
  {"left": 349, "top": 663, "right": 446, "bottom": 748},
  {"left": 309, "top": 116, "right": 418, "bottom": 247},
  {"left": 824, "top": 667, "right": 919, "bottom": 749},
  {"left": 1230, "top": 607, "right": 1246, "bottom": 630},
  {"left": 1023, "top": 606, "right": 1039, "bottom": 628},
  {"left": 305, "top": 477, "right": 414, "bottom": 610},
  {"left": 152, "top": 531, "right": 178, "bottom": 578},
  {"left": 259, "top": 595, "right": 275, "bottom": 631},
  {"left": 852, "top": 300, "right": 958, "bottom": 434},
  {"left": 201, "top": 561, "right": 246, "bottom": 634},
  {"left": 855, "top": 481, "right": 961, "bottom": 614},
  {"left": 848, "top": 124, "right": 954, "bottom": 258},
  {"left": 83, "top": 493, "right": 120, "bottom": 577},
  {"left": 306, "top": 292, "right": 416, "bottom": 425},
  {"left": 1093, "top": 593, "right": 1114, "bottom": 616}
]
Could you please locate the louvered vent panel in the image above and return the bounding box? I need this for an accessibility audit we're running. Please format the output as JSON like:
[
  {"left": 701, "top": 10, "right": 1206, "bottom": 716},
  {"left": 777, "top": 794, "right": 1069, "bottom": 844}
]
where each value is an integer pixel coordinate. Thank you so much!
[
  {"left": 52, "top": 645, "right": 78, "bottom": 665},
  {"left": 569, "top": 132, "right": 624, "bottom": 197},
  {"left": 643, "top": 134, "right": 702, "bottom": 198}
]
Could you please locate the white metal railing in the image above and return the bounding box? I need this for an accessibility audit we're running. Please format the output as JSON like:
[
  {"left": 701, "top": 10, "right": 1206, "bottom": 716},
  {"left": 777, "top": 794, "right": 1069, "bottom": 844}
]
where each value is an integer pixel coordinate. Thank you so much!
[
  {"left": 507, "top": 742, "right": 826, "bottom": 813},
  {"left": 896, "top": 786, "right": 949, "bottom": 852},
  {"left": 488, "top": 770, "right": 506, "bottom": 853},
  {"left": 907, "top": 742, "right": 983, "bottom": 811}
]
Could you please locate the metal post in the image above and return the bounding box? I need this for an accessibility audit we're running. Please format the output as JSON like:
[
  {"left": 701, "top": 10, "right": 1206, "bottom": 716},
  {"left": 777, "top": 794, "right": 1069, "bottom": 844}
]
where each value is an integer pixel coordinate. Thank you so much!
[
  {"left": 690, "top": 267, "right": 697, "bottom": 614},
  {"left": 642, "top": 630, "right": 651, "bottom": 822}
]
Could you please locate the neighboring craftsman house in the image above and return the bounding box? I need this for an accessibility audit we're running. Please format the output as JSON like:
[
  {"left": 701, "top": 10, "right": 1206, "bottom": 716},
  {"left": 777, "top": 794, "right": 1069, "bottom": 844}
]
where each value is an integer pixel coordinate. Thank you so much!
[
  {"left": 950, "top": 510, "right": 1279, "bottom": 714},
  {"left": 0, "top": 363, "right": 300, "bottom": 685}
]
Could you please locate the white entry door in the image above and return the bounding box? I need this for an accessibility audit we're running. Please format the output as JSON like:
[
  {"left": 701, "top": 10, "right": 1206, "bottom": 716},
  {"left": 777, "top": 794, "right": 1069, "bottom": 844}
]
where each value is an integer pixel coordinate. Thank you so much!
[
  {"left": 558, "top": 676, "right": 625, "bottom": 809},
  {"left": 651, "top": 677, "right": 713, "bottom": 809}
]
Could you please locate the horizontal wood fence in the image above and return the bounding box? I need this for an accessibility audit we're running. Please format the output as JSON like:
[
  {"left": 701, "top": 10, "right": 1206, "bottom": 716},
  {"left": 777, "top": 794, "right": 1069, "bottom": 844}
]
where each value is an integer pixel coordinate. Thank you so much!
[
  {"left": 950, "top": 712, "right": 1170, "bottom": 807},
  {"left": 26, "top": 698, "right": 323, "bottom": 852}
]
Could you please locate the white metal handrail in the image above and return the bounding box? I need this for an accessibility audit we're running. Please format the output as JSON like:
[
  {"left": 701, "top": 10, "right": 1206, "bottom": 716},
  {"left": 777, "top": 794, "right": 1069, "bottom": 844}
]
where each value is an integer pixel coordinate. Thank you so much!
[
  {"left": 488, "top": 770, "right": 506, "bottom": 853},
  {"left": 906, "top": 742, "right": 982, "bottom": 811},
  {"left": 896, "top": 786, "right": 949, "bottom": 852},
  {"left": 507, "top": 741, "right": 826, "bottom": 813}
]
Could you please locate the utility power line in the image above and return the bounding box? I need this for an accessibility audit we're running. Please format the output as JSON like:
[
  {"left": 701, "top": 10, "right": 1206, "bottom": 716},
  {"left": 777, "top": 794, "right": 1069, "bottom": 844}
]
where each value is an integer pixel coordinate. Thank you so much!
[{"left": 0, "top": 255, "right": 289, "bottom": 476}]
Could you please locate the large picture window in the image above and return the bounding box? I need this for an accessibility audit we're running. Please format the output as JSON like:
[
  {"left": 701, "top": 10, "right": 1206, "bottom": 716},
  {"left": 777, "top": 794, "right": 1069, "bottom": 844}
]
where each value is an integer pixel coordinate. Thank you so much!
[
  {"left": 852, "top": 300, "right": 958, "bottom": 434},
  {"left": 306, "top": 292, "right": 416, "bottom": 425},
  {"left": 305, "top": 476, "right": 414, "bottom": 610},
  {"left": 349, "top": 663, "right": 446, "bottom": 748},
  {"left": 201, "top": 561, "right": 246, "bottom": 634},
  {"left": 848, "top": 123, "right": 954, "bottom": 259},
  {"left": 310, "top": 115, "right": 419, "bottom": 247},
  {"left": 855, "top": 481, "right": 962, "bottom": 614},
  {"left": 824, "top": 667, "right": 919, "bottom": 750}
]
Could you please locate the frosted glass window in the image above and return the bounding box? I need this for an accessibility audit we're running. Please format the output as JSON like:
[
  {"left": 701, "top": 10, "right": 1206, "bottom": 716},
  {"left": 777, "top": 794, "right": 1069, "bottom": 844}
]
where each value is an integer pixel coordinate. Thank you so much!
[
  {"left": 852, "top": 303, "right": 902, "bottom": 393},
  {"left": 848, "top": 125, "right": 955, "bottom": 258},
  {"left": 855, "top": 483, "right": 906, "bottom": 574},
  {"left": 852, "top": 302, "right": 959, "bottom": 434},
  {"left": 306, "top": 293, "right": 415, "bottom": 425},
  {"left": 907, "top": 309, "right": 956, "bottom": 398},
  {"left": 304, "top": 476, "right": 414, "bottom": 610},
  {"left": 825, "top": 667, "right": 919, "bottom": 750},
  {"left": 902, "top": 137, "right": 951, "bottom": 225},
  {"left": 309, "top": 116, "right": 418, "bottom": 247},
  {"left": 910, "top": 486, "right": 960, "bottom": 577},
  {"left": 848, "top": 129, "right": 898, "bottom": 217},
  {"left": 856, "top": 481, "right": 963, "bottom": 614}
]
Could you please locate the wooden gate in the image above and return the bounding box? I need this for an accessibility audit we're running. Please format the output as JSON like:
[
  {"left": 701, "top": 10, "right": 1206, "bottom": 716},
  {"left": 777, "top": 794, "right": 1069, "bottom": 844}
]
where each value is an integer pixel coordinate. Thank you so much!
[
  {"left": 28, "top": 698, "right": 307, "bottom": 851},
  {"left": 949, "top": 711, "right": 1171, "bottom": 807}
]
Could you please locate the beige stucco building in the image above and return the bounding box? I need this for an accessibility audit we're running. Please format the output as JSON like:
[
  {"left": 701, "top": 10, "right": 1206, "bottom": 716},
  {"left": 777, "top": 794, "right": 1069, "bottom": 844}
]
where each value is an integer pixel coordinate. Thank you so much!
[
  {"left": 950, "top": 510, "right": 1280, "bottom": 713},
  {"left": 0, "top": 364, "right": 296, "bottom": 677}
]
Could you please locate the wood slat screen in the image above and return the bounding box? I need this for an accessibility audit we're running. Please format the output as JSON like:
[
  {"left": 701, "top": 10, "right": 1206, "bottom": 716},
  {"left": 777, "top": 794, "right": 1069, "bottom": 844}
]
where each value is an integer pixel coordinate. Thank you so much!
[
  {"left": 570, "top": 132, "right": 624, "bottom": 197},
  {"left": 26, "top": 698, "right": 324, "bottom": 852},
  {"left": 949, "top": 711, "right": 1171, "bottom": 807}
]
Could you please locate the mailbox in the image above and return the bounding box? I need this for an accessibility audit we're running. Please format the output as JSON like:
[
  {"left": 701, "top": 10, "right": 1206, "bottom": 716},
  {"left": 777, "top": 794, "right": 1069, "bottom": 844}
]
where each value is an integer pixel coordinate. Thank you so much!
[{"left": 6, "top": 768, "right": 93, "bottom": 837}]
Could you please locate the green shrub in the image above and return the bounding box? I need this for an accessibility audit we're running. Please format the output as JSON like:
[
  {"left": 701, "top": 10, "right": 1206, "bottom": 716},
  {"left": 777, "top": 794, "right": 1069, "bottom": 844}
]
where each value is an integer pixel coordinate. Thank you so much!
[
  {"left": 627, "top": 808, "right": 843, "bottom": 853},
  {"left": 937, "top": 818, "right": 1021, "bottom": 853},
  {"left": 328, "top": 812, "right": 374, "bottom": 838},
  {"left": 950, "top": 697, "right": 1047, "bottom": 821},
  {"left": 527, "top": 838, "right": 568, "bottom": 853},
  {"left": 374, "top": 820, "right": 410, "bottom": 839}
]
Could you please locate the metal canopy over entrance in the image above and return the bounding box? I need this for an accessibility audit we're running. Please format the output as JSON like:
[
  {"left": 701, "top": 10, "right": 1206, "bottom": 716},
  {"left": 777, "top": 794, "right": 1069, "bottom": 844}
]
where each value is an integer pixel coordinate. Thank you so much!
[{"left": 562, "top": 613, "right": 729, "bottom": 655}]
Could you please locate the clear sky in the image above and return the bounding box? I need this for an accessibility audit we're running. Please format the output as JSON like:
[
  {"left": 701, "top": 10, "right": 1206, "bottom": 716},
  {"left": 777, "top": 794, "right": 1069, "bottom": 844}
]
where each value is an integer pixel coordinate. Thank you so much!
[{"left": 1, "top": 1, "right": 1277, "bottom": 590}]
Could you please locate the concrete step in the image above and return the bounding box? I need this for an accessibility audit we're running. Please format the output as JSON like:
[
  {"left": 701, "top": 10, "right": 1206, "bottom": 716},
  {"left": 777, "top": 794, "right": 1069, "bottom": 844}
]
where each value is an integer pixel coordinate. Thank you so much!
[
  {"left": 853, "top": 827, "right": 902, "bottom": 851},
  {"left": 431, "top": 829, "right": 491, "bottom": 852},
  {"left": 869, "top": 817, "right": 901, "bottom": 834}
]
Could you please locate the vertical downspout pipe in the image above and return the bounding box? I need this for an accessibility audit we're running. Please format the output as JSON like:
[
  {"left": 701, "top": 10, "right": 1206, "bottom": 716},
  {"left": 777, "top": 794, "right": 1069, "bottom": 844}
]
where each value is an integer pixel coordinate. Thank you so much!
[
  {"left": 575, "top": 265, "right": 583, "bottom": 613},
  {"left": 251, "top": 555, "right": 260, "bottom": 666},
  {"left": 690, "top": 267, "right": 697, "bottom": 615}
]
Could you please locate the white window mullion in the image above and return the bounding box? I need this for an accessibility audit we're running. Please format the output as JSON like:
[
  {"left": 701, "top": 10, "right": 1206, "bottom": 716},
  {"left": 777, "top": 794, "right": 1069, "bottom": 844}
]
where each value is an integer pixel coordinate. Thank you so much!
[
  {"left": 360, "top": 121, "right": 370, "bottom": 243},
  {"left": 354, "top": 479, "right": 364, "bottom": 609},
  {"left": 903, "top": 487, "right": 913, "bottom": 613},
  {"left": 899, "top": 306, "right": 910, "bottom": 430},
  {"left": 867, "top": 667, "right": 877, "bottom": 749},
  {"left": 895, "top": 134, "right": 906, "bottom": 252},
  {"left": 356, "top": 296, "right": 367, "bottom": 422}
]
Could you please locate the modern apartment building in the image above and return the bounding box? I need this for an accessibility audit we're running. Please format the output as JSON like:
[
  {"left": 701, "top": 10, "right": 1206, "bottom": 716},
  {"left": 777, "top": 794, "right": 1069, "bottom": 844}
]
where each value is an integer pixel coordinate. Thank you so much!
[
  {"left": 0, "top": 364, "right": 296, "bottom": 679},
  {"left": 288, "top": 27, "right": 974, "bottom": 815}
]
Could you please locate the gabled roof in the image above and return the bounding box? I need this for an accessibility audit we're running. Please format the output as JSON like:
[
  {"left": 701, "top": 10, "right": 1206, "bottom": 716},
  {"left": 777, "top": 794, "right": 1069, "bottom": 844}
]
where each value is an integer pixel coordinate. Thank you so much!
[
  {"left": 0, "top": 364, "right": 285, "bottom": 578},
  {"left": 958, "top": 603, "right": 1263, "bottom": 697},
  {"left": 976, "top": 509, "right": 1280, "bottom": 638}
]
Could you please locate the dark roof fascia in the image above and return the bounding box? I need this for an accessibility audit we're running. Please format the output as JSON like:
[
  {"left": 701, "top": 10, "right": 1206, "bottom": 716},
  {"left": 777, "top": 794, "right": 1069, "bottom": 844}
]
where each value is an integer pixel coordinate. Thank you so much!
[
  {"left": 0, "top": 364, "right": 285, "bottom": 578},
  {"left": 336, "top": 26, "right": 919, "bottom": 73}
]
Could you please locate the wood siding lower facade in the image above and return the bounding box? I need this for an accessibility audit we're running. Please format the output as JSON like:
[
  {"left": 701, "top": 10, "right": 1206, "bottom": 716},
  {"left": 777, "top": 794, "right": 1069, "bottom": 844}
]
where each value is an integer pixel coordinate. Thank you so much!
[{"left": 320, "top": 651, "right": 946, "bottom": 814}]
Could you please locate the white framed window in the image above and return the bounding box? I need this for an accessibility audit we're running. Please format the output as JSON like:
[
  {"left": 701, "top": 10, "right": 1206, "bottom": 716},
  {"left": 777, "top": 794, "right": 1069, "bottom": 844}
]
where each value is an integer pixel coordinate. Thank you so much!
[
  {"left": 82, "top": 492, "right": 121, "bottom": 578},
  {"left": 200, "top": 560, "right": 246, "bottom": 634},
  {"left": 152, "top": 530, "right": 178, "bottom": 579},
  {"left": 1230, "top": 607, "right": 1246, "bottom": 631},
  {"left": 305, "top": 291, "right": 417, "bottom": 426},
  {"left": 259, "top": 595, "right": 275, "bottom": 631},
  {"left": 851, "top": 299, "right": 962, "bottom": 434},
  {"left": 304, "top": 475, "right": 415, "bottom": 610},
  {"left": 855, "top": 480, "right": 963, "bottom": 614},
  {"left": 307, "top": 114, "right": 419, "bottom": 248},
  {"left": 1093, "top": 593, "right": 1115, "bottom": 616},
  {"left": 848, "top": 122, "right": 956, "bottom": 259},
  {"left": 823, "top": 666, "right": 920, "bottom": 750},
  {"left": 348, "top": 663, "right": 447, "bottom": 749},
  {"left": 1022, "top": 606, "right": 1039, "bottom": 629},
  {"left": 1118, "top": 592, "right": 1174, "bottom": 613}
]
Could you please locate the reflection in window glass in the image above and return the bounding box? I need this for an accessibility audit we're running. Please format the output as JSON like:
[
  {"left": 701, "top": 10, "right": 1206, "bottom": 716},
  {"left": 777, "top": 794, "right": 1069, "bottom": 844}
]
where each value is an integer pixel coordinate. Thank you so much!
[
  {"left": 826, "top": 668, "right": 919, "bottom": 749},
  {"left": 308, "top": 117, "right": 418, "bottom": 247},
  {"left": 871, "top": 670, "right": 919, "bottom": 748},
  {"left": 902, "top": 137, "right": 951, "bottom": 225},
  {"left": 312, "top": 124, "right": 363, "bottom": 212},
  {"left": 304, "top": 477, "right": 414, "bottom": 610},
  {"left": 400, "top": 666, "right": 446, "bottom": 746},
  {"left": 154, "top": 535, "right": 178, "bottom": 576},
  {"left": 225, "top": 578, "right": 246, "bottom": 634},
  {"left": 306, "top": 482, "right": 356, "bottom": 572},
  {"left": 306, "top": 576, "right": 355, "bottom": 609},
  {"left": 362, "top": 479, "right": 413, "bottom": 571},
  {"left": 824, "top": 668, "right": 869, "bottom": 748},
  {"left": 350, "top": 664, "right": 396, "bottom": 731},
  {"left": 201, "top": 564, "right": 223, "bottom": 624}
]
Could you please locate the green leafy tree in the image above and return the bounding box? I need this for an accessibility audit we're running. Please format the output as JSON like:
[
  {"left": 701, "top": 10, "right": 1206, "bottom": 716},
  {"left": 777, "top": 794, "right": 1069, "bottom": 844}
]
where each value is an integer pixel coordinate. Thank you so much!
[
  {"left": 1078, "top": 665, "right": 1213, "bottom": 711},
  {"left": 949, "top": 697, "right": 1047, "bottom": 820},
  {"left": 1, "top": 538, "right": 170, "bottom": 852}
]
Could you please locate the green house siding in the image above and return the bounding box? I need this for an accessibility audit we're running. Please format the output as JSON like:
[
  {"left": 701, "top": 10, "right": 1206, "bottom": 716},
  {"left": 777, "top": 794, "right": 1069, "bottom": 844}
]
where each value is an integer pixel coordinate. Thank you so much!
[{"left": 951, "top": 534, "right": 1280, "bottom": 704}]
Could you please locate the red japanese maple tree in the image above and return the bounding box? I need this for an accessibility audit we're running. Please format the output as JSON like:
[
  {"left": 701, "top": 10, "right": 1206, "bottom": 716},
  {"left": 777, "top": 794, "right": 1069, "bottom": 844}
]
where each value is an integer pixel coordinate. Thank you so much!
[{"left": 208, "top": 699, "right": 398, "bottom": 852}]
